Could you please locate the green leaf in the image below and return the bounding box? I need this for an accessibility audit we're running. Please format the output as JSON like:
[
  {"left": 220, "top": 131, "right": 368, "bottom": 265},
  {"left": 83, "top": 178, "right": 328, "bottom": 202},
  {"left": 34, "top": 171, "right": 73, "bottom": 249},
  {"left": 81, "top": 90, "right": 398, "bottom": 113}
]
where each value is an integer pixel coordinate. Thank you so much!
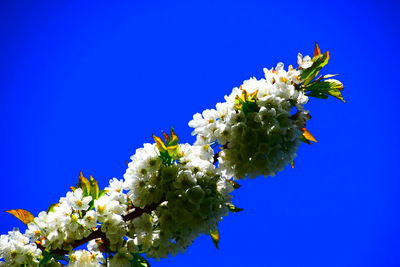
[
  {"left": 46, "top": 203, "right": 59, "bottom": 213},
  {"left": 210, "top": 229, "right": 220, "bottom": 249},
  {"left": 98, "top": 189, "right": 107, "bottom": 199},
  {"left": 39, "top": 251, "right": 68, "bottom": 267},
  {"left": 89, "top": 175, "right": 100, "bottom": 200},
  {"left": 168, "top": 128, "right": 179, "bottom": 146},
  {"left": 306, "top": 79, "right": 344, "bottom": 91},
  {"left": 131, "top": 254, "right": 151, "bottom": 267},
  {"left": 77, "top": 172, "right": 91, "bottom": 197},
  {"left": 305, "top": 79, "right": 345, "bottom": 102},
  {"left": 227, "top": 203, "right": 243, "bottom": 213},
  {"left": 38, "top": 251, "right": 53, "bottom": 266},
  {"left": 301, "top": 51, "right": 330, "bottom": 85},
  {"left": 319, "top": 74, "right": 339, "bottom": 80},
  {"left": 306, "top": 91, "right": 329, "bottom": 100},
  {"left": 153, "top": 129, "right": 182, "bottom": 165}
]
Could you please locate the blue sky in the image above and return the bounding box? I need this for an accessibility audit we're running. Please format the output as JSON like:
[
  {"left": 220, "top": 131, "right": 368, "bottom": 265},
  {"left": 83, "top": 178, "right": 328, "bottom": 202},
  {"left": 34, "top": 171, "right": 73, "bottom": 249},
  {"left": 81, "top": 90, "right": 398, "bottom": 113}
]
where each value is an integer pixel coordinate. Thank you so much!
[{"left": 0, "top": 1, "right": 399, "bottom": 266}]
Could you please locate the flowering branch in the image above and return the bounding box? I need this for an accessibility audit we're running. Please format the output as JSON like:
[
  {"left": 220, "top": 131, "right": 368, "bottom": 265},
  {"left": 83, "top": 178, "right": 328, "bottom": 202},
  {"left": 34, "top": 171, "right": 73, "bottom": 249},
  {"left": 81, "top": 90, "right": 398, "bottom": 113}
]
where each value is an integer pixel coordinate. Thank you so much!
[
  {"left": 0, "top": 44, "right": 345, "bottom": 267},
  {"left": 41, "top": 201, "right": 162, "bottom": 257}
]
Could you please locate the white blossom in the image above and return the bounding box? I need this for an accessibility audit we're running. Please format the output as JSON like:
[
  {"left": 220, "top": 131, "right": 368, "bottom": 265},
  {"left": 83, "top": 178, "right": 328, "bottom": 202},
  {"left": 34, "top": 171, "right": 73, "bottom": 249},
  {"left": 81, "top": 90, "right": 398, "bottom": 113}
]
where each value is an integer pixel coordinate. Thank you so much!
[{"left": 189, "top": 63, "right": 310, "bottom": 179}]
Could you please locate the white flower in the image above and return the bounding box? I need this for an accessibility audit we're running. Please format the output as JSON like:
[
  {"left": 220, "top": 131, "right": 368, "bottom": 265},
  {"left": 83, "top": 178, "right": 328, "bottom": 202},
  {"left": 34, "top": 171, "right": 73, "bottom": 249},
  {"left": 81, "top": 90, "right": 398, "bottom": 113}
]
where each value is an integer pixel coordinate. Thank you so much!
[
  {"left": 65, "top": 188, "right": 92, "bottom": 211},
  {"left": 69, "top": 250, "right": 103, "bottom": 267},
  {"left": 94, "top": 195, "right": 127, "bottom": 219},
  {"left": 297, "top": 53, "right": 312, "bottom": 69},
  {"left": 105, "top": 178, "right": 127, "bottom": 203},
  {"left": 109, "top": 247, "right": 133, "bottom": 267},
  {"left": 0, "top": 228, "right": 42, "bottom": 265},
  {"left": 81, "top": 210, "right": 98, "bottom": 229}
]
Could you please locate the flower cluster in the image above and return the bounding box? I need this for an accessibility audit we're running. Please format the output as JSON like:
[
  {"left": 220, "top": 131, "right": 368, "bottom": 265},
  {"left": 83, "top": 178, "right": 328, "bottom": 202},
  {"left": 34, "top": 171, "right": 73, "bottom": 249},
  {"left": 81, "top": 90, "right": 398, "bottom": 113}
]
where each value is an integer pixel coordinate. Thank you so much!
[
  {"left": 95, "top": 178, "right": 128, "bottom": 250},
  {"left": 124, "top": 138, "right": 234, "bottom": 259},
  {"left": 68, "top": 247, "right": 104, "bottom": 267},
  {"left": 0, "top": 228, "right": 41, "bottom": 266},
  {"left": 25, "top": 188, "right": 95, "bottom": 251},
  {"left": 189, "top": 61, "right": 312, "bottom": 179},
  {"left": 0, "top": 175, "right": 130, "bottom": 266}
]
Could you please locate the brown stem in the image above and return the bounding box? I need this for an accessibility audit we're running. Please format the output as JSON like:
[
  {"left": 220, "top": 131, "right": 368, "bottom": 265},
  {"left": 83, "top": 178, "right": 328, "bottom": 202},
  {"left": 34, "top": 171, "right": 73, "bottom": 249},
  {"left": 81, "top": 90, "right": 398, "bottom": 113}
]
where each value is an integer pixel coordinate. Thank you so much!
[
  {"left": 213, "top": 151, "right": 220, "bottom": 164},
  {"left": 213, "top": 143, "right": 228, "bottom": 164}
]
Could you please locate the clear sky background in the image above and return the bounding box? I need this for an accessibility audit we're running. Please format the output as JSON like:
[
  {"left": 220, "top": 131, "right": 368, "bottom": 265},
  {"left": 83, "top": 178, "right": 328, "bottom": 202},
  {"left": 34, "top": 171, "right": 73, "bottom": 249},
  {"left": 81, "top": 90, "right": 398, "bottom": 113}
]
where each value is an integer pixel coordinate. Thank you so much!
[{"left": 0, "top": 1, "right": 399, "bottom": 266}]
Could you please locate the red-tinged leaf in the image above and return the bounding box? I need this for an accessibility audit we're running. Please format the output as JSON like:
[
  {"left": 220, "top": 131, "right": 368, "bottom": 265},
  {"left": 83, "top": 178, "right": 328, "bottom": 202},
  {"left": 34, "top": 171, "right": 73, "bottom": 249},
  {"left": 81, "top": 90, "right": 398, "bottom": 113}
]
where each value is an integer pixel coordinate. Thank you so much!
[
  {"left": 210, "top": 229, "right": 220, "bottom": 249},
  {"left": 301, "top": 128, "right": 318, "bottom": 143},
  {"left": 301, "top": 50, "right": 330, "bottom": 85},
  {"left": 169, "top": 128, "right": 179, "bottom": 146},
  {"left": 162, "top": 131, "right": 169, "bottom": 143},
  {"left": 314, "top": 42, "right": 322, "bottom": 57},
  {"left": 6, "top": 209, "right": 34, "bottom": 225},
  {"left": 291, "top": 161, "right": 295, "bottom": 168},
  {"left": 226, "top": 179, "right": 241, "bottom": 189}
]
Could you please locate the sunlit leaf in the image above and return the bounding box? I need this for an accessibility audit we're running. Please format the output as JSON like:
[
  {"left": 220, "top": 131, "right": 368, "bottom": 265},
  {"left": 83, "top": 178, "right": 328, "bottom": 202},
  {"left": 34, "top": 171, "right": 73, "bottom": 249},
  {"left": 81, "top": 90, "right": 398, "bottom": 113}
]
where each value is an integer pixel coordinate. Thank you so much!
[
  {"left": 301, "top": 49, "right": 330, "bottom": 85},
  {"left": 89, "top": 175, "right": 100, "bottom": 200},
  {"left": 290, "top": 160, "right": 295, "bottom": 168},
  {"left": 153, "top": 130, "right": 182, "bottom": 165},
  {"left": 320, "top": 74, "right": 339, "bottom": 80},
  {"left": 169, "top": 128, "right": 179, "bottom": 146},
  {"left": 6, "top": 209, "right": 34, "bottom": 225},
  {"left": 78, "top": 172, "right": 91, "bottom": 196},
  {"left": 46, "top": 203, "right": 59, "bottom": 213},
  {"left": 98, "top": 189, "right": 107, "bottom": 199},
  {"left": 299, "top": 134, "right": 312, "bottom": 144},
  {"left": 305, "top": 79, "right": 345, "bottom": 102},
  {"left": 326, "top": 89, "right": 345, "bottom": 102},
  {"left": 153, "top": 134, "right": 167, "bottom": 151},
  {"left": 227, "top": 203, "right": 243, "bottom": 213},
  {"left": 210, "top": 229, "right": 220, "bottom": 249},
  {"left": 301, "top": 128, "right": 318, "bottom": 143},
  {"left": 234, "top": 89, "right": 259, "bottom": 114}
]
